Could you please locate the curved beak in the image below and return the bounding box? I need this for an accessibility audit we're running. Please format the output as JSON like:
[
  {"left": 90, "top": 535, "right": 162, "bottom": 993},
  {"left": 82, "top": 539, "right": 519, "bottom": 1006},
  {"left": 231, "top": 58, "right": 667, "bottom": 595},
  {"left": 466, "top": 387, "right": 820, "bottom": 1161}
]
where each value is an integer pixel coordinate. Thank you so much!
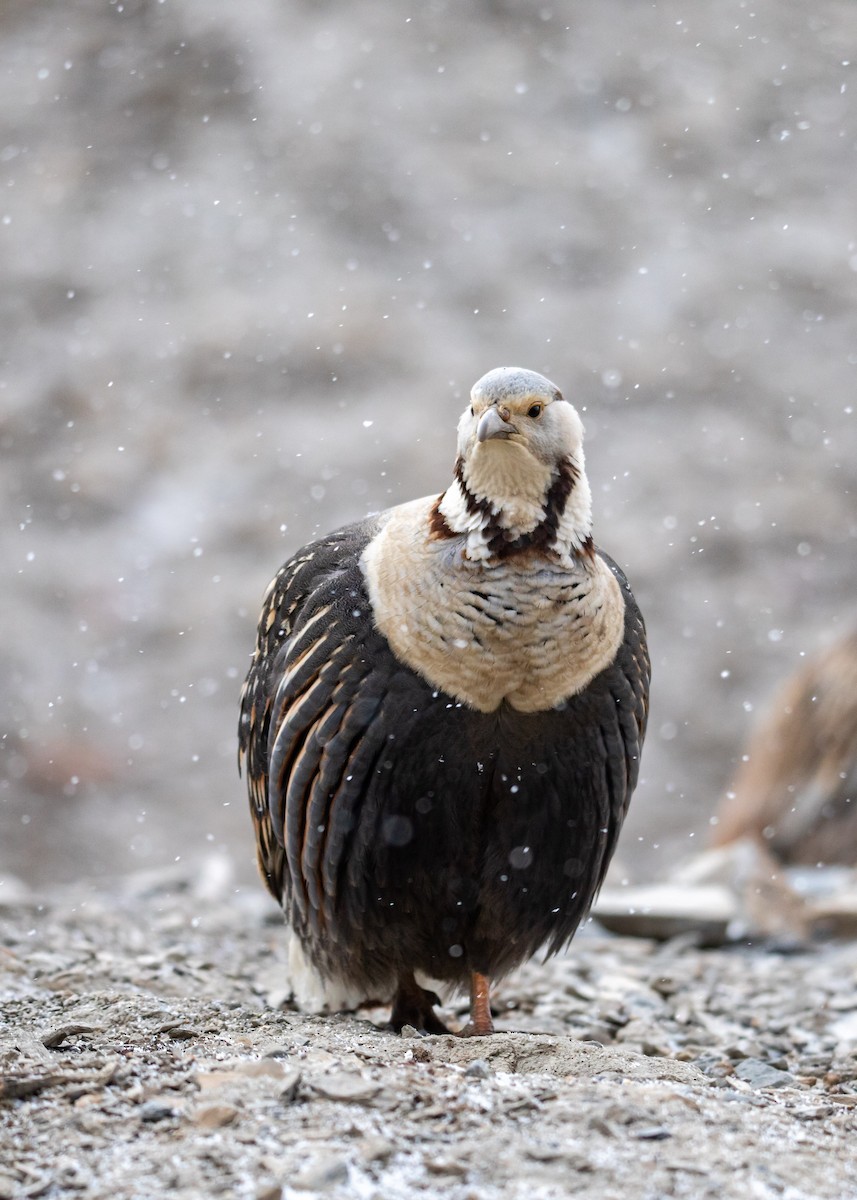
[{"left": 476, "top": 406, "right": 516, "bottom": 443}]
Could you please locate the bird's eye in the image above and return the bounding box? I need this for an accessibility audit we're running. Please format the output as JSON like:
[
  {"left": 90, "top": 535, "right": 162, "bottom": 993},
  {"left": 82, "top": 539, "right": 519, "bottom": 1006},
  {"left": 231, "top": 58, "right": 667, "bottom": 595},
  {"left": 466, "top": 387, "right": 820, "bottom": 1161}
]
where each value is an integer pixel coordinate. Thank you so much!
[
  {"left": 527, "top": 403, "right": 542, "bottom": 419},
  {"left": 470, "top": 405, "right": 475, "bottom": 416}
]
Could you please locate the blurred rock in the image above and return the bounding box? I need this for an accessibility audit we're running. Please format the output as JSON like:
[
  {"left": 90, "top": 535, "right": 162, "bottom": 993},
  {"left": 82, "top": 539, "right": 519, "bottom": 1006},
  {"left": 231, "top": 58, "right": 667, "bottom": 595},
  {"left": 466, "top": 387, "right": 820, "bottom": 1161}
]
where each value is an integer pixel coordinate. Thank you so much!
[
  {"left": 192, "top": 1103, "right": 239, "bottom": 1128},
  {"left": 310, "top": 1072, "right": 381, "bottom": 1104},
  {"left": 594, "top": 882, "right": 735, "bottom": 944},
  {"left": 732, "top": 1060, "right": 796, "bottom": 1090},
  {"left": 597, "top": 839, "right": 857, "bottom": 943},
  {"left": 674, "top": 840, "right": 812, "bottom": 941},
  {"left": 713, "top": 627, "right": 857, "bottom": 865}
]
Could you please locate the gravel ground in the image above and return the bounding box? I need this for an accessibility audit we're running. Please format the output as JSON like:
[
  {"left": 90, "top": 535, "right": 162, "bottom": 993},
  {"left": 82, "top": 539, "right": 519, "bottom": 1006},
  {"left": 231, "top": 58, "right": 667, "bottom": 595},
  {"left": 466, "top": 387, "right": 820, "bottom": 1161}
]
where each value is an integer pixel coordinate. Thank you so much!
[
  {"left": 3, "top": 868, "right": 857, "bottom": 1200},
  {"left": 3, "top": 6, "right": 857, "bottom": 1195}
]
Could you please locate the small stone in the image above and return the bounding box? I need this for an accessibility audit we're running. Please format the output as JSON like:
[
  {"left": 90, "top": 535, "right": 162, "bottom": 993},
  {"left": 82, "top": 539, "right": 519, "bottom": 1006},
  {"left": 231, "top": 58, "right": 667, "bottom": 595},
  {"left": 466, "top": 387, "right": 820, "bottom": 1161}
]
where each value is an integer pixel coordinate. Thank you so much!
[
  {"left": 139, "top": 1100, "right": 177, "bottom": 1123},
  {"left": 633, "top": 1126, "right": 671, "bottom": 1141},
  {"left": 311, "top": 1072, "right": 381, "bottom": 1103},
  {"left": 256, "top": 1187, "right": 283, "bottom": 1200},
  {"left": 291, "top": 1159, "right": 349, "bottom": 1191},
  {"left": 733, "top": 1059, "right": 796, "bottom": 1090},
  {"left": 425, "top": 1158, "right": 467, "bottom": 1177},
  {"left": 724, "top": 1041, "right": 766, "bottom": 1061},
  {"left": 193, "top": 1103, "right": 239, "bottom": 1128},
  {"left": 41, "top": 1023, "right": 97, "bottom": 1049},
  {"left": 360, "top": 1137, "right": 394, "bottom": 1163},
  {"left": 279, "top": 1068, "right": 302, "bottom": 1102},
  {"left": 197, "top": 1059, "right": 290, "bottom": 1090},
  {"left": 464, "top": 1059, "right": 490, "bottom": 1079},
  {"left": 0, "top": 1173, "right": 20, "bottom": 1200},
  {"left": 798, "top": 1054, "right": 833, "bottom": 1074},
  {"left": 525, "top": 1144, "right": 564, "bottom": 1162},
  {"left": 594, "top": 882, "right": 735, "bottom": 944}
]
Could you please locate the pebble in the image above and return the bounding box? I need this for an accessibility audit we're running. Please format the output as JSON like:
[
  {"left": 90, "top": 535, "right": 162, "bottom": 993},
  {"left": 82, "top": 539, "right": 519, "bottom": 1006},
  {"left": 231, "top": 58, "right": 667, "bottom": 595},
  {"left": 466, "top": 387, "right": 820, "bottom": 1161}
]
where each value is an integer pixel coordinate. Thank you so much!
[
  {"left": 279, "top": 1068, "right": 302, "bottom": 1102},
  {"left": 732, "top": 1059, "right": 796, "bottom": 1090},
  {"left": 291, "top": 1158, "right": 349, "bottom": 1191},
  {"left": 196, "top": 1059, "right": 291, "bottom": 1090},
  {"left": 310, "top": 1072, "right": 382, "bottom": 1103},
  {"left": 525, "top": 1143, "right": 566, "bottom": 1162},
  {"left": 425, "top": 1157, "right": 468, "bottom": 1177},
  {"left": 40, "top": 1023, "right": 97, "bottom": 1049},
  {"left": 138, "top": 1100, "right": 177, "bottom": 1123},
  {"left": 0, "top": 1174, "right": 19, "bottom": 1200},
  {"left": 193, "top": 1103, "right": 239, "bottom": 1129},
  {"left": 464, "top": 1059, "right": 491, "bottom": 1079},
  {"left": 255, "top": 1187, "right": 283, "bottom": 1200},
  {"left": 359, "top": 1137, "right": 395, "bottom": 1163}
]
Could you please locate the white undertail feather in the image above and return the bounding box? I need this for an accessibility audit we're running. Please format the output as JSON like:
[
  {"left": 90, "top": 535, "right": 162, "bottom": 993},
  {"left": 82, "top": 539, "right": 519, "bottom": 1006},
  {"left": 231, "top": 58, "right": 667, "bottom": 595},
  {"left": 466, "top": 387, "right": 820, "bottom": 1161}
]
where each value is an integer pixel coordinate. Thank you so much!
[{"left": 287, "top": 932, "right": 369, "bottom": 1013}]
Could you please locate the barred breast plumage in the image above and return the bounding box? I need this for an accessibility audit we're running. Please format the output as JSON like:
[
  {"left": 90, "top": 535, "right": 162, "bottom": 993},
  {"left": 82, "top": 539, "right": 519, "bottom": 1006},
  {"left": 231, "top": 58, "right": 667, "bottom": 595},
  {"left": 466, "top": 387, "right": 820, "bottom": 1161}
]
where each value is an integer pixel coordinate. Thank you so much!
[{"left": 239, "top": 367, "right": 649, "bottom": 1035}]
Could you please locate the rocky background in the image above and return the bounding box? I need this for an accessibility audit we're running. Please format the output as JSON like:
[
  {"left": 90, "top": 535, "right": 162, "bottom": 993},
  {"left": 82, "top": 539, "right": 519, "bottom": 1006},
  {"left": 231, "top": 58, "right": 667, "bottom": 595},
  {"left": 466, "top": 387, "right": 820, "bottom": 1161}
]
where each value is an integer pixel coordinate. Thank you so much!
[{"left": 2, "top": 1, "right": 856, "bottom": 891}]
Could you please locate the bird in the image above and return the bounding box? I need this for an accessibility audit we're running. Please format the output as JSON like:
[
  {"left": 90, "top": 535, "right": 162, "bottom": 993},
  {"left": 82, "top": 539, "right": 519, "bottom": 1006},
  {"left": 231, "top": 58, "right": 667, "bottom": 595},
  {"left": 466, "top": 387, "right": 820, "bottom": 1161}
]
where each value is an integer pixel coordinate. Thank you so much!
[
  {"left": 239, "top": 366, "right": 649, "bottom": 1036},
  {"left": 712, "top": 625, "right": 857, "bottom": 865}
]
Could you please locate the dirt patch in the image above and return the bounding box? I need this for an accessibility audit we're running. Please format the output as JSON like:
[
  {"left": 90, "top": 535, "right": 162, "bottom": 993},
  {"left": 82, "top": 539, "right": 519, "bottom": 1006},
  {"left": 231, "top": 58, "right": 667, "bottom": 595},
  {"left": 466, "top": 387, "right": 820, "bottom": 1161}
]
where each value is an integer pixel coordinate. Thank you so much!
[{"left": 2, "top": 870, "right": 857, "bottom": 1199}]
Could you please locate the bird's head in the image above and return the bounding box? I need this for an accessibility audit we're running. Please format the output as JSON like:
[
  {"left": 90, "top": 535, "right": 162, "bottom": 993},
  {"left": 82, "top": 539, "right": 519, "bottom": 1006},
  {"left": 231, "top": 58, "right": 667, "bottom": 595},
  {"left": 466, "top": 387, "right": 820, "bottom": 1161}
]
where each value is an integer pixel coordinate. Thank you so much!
[{"left": 438, "top": 367, "right": 593, "bottom": 563}]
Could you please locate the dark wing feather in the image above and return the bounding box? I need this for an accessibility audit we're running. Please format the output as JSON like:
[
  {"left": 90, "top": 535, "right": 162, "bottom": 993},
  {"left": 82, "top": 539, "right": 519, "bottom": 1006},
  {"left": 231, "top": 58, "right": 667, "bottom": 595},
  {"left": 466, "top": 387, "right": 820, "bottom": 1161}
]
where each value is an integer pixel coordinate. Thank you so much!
[
  {"left": 238, "top": 517, "right": 387, "bottom": 925},
  {"left": 594, "top": 548, "right": 650, "bottom": 866},
  {"left": 533, "top": 550, "right": 647, "bottom": 959}
]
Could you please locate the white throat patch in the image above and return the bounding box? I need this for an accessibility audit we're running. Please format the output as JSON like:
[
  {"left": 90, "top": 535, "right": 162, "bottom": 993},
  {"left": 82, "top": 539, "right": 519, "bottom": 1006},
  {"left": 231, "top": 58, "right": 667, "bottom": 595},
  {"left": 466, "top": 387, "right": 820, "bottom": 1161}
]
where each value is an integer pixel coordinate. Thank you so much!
[{"left": 437, "top": 448, "right": 592, "bottom": 565}]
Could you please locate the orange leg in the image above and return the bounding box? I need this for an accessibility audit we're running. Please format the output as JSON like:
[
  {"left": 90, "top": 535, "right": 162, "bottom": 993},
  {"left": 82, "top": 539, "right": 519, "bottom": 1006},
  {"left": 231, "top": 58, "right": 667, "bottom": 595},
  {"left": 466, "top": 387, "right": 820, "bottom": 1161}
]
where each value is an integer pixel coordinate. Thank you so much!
[{"left": 459, "top": 971, "right": 494, "bottom": 1037}]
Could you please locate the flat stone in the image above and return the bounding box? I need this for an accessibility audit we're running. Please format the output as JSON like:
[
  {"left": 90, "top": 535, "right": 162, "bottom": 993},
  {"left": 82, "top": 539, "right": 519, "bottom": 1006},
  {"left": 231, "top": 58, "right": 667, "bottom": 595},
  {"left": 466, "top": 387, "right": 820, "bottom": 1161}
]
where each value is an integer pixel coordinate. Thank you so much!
[
  {"left": 255, "top": 1187, "right": 283, "bottom": 1200},
  {"left": 139, "top": 1100, "right": 177, "bottom": 1123},
  {"left": 193, "top": 1103, "right": 239, "bottom": 1128},
  {"left": 594, "top": 883, "right": 735, "bottom": 944},
  {"left": 253, "top": 1180, "right": 280, "bottom": 1200},
  {"left": 359, "top": 1136, "right": 394, "bottom": 1163},
  {"left": 40, "top": 1023, "right": 98, "bottom": 1049},
  {"left": 291, "top": 1159, "right": 349, "bottom": 1191},
  {"left": 0, "top": 1173, "right": 20, "bottom": 1200},
  {"left": 733, "top": 1059, "right": 796, "bottom": 1090},
  {"left": 633, "top": 1126, "right": 672, "bottom": 1140},
  {"left": 425, "top": 1157, "right": 468, "bottom": 1176},
  {"left": 196, "top": 1059, "right": 290, "bottom": 1090},
  {"left": 310, "top": 1072, "right": 381, "bottom": 1103}
]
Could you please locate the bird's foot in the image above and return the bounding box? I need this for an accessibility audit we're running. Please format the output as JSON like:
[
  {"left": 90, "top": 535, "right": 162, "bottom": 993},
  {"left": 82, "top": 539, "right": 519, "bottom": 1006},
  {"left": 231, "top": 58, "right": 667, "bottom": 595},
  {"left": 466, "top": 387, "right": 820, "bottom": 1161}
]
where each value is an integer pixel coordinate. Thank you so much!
[
  {"left": 456, "top": 970, "right": 495, "bottom": 1037},
  {"left": 389, "top": 973, "right": 450, "bottom": 1036},
  {"left": 457, "top": 1016, "right": 495, "bottom": 1037}
]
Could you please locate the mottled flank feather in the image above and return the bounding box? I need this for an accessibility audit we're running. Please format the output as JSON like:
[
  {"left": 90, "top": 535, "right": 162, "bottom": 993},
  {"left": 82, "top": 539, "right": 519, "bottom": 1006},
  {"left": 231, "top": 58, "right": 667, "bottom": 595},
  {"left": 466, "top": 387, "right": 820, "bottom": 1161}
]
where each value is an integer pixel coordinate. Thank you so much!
[{"left": 239, "top": 367, "right": 649, "bottom": 1034}]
